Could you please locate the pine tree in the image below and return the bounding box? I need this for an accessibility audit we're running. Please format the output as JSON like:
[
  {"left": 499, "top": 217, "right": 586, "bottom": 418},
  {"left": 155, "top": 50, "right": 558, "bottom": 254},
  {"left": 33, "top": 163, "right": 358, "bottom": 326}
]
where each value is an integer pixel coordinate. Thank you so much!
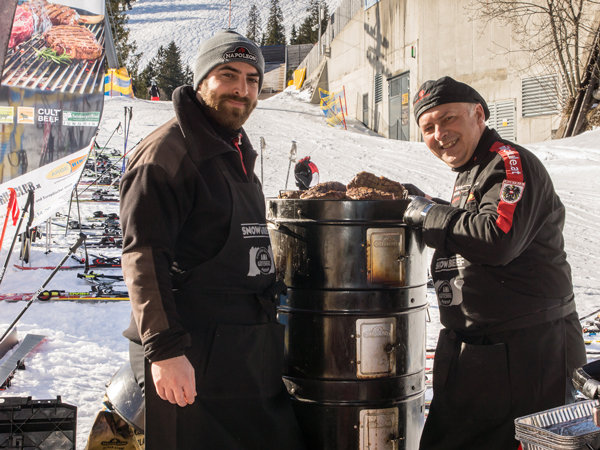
[
  {"left": 105, "top": 0, "right": 139, "bottom": 67},
  {"left": 264, "top": 0, "right": 286, "bottom": 46},
  {"left": 157, "top": 41, "right": 190, "bottom": 100},
  {"left": 136, "top": 42, "right": 192, "bottom": 100},
  {"left": 290, "top": 24, "right": 298, "bottom": 45},
  {"left": 246, "top": 4, "right": 262, "bottom": 45},
  {"left": 295, "top": 0, "right": 328, "bottom": 45}
]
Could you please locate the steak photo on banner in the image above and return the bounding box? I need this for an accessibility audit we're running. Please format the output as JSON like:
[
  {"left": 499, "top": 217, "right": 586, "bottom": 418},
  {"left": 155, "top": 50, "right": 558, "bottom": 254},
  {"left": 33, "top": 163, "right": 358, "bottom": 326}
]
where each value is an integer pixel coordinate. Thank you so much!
[{"left": 0, "top": 0, "right": 105, "bottom": 227}]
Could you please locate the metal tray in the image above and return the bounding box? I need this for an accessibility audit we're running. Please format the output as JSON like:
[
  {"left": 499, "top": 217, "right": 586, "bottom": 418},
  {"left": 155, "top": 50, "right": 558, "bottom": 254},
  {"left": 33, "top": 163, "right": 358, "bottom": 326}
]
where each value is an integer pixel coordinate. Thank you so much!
[{"left": 515, "top": 400, "right": 600, "bottom": 450}]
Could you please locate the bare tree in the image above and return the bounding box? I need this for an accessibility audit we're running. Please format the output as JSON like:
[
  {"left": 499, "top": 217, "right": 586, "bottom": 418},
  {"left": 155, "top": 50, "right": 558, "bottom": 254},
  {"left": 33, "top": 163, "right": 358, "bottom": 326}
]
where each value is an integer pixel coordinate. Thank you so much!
[{"left": 468, "top": 0, "right": 600, "bottom": 102}]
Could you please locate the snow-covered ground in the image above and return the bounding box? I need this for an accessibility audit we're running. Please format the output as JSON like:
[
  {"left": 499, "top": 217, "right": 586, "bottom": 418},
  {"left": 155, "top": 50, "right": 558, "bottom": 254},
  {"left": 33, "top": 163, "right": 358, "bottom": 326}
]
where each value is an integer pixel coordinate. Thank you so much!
[
  {"left": 127, "top": 0, "right": 344, "bottom": 68},
  {"left": 1, "top": 89, "right": 599, "bottom": 447}
]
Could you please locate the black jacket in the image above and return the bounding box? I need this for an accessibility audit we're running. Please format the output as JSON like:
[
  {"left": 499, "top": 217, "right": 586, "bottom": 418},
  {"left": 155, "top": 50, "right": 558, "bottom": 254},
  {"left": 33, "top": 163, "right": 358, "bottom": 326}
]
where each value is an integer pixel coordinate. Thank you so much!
[
  {"left": 120, "top": 85, "right": 260, "bottom": 362},
  {"left": 423, "top": 127, "right": 573, "bottom": 332}
]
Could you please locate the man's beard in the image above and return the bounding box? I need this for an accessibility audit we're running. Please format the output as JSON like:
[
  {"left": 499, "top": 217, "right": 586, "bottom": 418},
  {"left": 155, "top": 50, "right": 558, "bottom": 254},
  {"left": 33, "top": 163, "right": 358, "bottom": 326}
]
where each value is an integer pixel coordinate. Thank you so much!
[{"left": 199, "top": 84, "right": 257, "bottom": 130}]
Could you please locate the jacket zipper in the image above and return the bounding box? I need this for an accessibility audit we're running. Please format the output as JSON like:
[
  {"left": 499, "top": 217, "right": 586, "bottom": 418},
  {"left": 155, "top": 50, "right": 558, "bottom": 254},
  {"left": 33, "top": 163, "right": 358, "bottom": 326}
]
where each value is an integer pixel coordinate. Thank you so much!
[{"left": 232, "top": 133, "right": 247, "bottom": 176}]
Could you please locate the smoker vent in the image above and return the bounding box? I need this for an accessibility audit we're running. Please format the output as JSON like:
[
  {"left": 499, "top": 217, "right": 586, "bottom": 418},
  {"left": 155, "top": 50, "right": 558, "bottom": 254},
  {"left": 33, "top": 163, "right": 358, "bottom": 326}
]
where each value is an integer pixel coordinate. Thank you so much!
[{"left": 1, "top": 22, "right": 105, "bottom": 95}]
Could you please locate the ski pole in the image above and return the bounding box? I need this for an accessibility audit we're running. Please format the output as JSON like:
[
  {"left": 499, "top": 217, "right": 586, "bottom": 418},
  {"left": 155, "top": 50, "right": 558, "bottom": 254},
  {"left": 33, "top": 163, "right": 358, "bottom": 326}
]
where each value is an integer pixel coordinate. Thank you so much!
[
  {"left": 0, "top": 189, "right": 34, "bottom": 287},
  {"left": 260, "top": 137, "right": 265, "bottom": 186},
  {"left": 0, "top": 188, "right": 18, "bottom": 249},
  {"left": 0, "top": 233, "right": 86, "bottom": 343},
  {"left": 285, "top": 141, "right": 297, "bottom": 190}
]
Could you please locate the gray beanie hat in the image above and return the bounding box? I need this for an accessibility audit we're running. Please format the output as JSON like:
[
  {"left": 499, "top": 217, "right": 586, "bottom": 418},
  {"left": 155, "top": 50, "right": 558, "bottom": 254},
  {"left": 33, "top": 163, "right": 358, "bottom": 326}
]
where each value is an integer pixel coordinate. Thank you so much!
[{"left": 193, "top": 30, "right": 265, "bottom": 92}]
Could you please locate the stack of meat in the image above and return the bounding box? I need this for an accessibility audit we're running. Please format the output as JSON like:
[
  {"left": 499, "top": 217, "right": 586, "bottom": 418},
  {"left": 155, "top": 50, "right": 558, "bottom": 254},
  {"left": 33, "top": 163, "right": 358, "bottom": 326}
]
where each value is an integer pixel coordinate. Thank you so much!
[{"left": 278, "top": 172, "right": 407, "bottom": 200}]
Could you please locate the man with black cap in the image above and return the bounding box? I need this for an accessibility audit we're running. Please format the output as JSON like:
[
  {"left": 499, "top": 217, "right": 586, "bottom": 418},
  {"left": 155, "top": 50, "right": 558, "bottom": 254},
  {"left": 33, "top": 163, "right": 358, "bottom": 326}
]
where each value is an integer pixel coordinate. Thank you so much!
[
  {"left": 120, "top": 30, "right": 306, "bottom": 449},
  {"left": 403, "top": 76, "right": 586, "bottom": 449}
]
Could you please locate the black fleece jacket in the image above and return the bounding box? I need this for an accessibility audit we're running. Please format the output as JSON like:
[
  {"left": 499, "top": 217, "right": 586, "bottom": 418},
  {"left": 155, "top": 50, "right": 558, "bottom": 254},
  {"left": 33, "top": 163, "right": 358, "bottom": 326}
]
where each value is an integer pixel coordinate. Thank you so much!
[
  {"left": 120, "top": 85, "right": 260, "bottom": 362},
  {"left": 423, "top": 127, "right": 573, "bottom": 332}
]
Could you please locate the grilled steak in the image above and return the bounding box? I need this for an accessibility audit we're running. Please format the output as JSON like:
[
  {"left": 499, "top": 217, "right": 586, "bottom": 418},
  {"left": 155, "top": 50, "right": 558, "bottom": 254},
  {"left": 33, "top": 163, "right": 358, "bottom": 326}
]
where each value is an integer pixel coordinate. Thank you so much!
[
  {"left": 347, "top": 172, "right": 406, "bottom": 199},
  {"left": 278, "top": 190, "right": 301, "bottom": 199},
  {"left": 346, "top": 187, "right": 395, "bottom": 200},
  {"left": 9, "top": 6, "right": 34, "bottom": 48},
  {"left": 22, "top": 0, "right": 79, "bottom": 26},
  {"left": 300, "top": 190, "right": 347, "bottom": 200},
  {"left": 300, "top": 182, "right": 347, "bottom": 200},
  {"left": 44, "top": 25, "right": 102, "bottom": 60}
]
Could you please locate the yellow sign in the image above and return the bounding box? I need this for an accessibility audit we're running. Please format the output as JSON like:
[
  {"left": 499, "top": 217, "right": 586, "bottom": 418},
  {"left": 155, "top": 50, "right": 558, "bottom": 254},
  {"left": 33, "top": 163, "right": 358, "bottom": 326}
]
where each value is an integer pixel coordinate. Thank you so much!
[
  {"left": 402, "top": 93, "right": 409, "bottom": 105},
  {"left": 502, "top": 120, "right": 508, "bottom": 127},
  {"left": 17, "top": 107, "right": 35, "bottom": 124},
  {"left": 0, "top": 107, "right": 14, "bottom": 124}
]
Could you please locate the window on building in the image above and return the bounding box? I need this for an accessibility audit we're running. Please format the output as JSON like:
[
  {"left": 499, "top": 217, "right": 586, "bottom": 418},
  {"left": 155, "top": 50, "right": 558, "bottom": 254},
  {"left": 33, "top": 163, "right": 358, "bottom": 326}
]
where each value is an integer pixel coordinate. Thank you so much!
[
  {"left": 374, "top": 73, "right": 383, "bottom": 104},
  {"left": 521, "top": 75, "right": 562, "bottom": 117},
  {"left": 488, "top": 100, "right": 516, "bottom": 142}
]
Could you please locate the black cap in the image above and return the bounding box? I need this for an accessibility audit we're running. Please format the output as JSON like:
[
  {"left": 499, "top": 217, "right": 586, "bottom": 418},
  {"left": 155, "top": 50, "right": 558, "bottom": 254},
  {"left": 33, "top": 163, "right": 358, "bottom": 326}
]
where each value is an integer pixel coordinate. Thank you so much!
[{"left": 413, "top": 76, "right": 490, "bottom": 123}]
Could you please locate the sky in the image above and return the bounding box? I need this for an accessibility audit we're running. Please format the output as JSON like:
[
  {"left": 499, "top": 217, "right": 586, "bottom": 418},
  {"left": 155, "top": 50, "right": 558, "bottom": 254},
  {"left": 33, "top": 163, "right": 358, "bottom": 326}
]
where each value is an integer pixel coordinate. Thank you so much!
[{"left": 0, "top": 89, "right": 599, "bottom": 447}]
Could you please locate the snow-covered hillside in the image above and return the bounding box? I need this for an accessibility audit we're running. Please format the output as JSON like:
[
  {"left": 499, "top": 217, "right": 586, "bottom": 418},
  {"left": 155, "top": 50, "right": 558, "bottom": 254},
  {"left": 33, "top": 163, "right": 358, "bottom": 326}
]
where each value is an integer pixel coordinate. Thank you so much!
[{"left": 127, "top": 0, "right": 344, "bottom": 68}]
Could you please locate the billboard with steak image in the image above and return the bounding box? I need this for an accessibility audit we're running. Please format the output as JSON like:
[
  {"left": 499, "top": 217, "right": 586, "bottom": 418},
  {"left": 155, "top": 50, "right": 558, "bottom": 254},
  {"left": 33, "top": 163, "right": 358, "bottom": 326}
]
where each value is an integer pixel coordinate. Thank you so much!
[{"left": 0, "top": 0, "right": 105, "bottom": 227}]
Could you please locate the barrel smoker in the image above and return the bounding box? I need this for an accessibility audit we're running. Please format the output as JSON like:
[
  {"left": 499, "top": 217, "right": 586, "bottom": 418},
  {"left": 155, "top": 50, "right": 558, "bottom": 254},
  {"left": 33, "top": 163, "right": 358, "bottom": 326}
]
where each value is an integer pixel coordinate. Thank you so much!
[{"left": 267, "top": 198, "right": 428, "bottom": 450}]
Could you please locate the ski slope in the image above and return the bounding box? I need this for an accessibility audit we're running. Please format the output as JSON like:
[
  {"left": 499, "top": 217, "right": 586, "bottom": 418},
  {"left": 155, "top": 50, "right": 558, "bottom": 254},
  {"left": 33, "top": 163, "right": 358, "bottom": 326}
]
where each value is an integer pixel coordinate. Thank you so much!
[
  {"left": 126, "top": 0, "right": 344, "bottom": 68},
  {"left": 0, "top": 90, "right": 599, "bottom": 447}
]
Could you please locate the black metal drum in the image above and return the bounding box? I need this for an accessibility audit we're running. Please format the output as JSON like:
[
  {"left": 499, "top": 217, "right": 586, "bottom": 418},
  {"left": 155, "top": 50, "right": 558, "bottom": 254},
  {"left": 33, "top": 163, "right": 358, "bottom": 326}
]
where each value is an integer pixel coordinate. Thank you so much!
[{"left": 267, "top": 198, "right": 428, "bottom": 450}]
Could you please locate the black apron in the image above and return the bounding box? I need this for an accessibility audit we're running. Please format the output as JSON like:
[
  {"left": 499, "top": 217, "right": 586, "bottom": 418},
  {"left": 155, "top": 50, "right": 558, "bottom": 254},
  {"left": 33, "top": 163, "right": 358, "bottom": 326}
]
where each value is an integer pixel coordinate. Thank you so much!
[
  {"left": 139, "top": 156, "right": 306, "bottom": 450},
  {"left": 422, "top": 177, "right": 586, "bottom": 450}
]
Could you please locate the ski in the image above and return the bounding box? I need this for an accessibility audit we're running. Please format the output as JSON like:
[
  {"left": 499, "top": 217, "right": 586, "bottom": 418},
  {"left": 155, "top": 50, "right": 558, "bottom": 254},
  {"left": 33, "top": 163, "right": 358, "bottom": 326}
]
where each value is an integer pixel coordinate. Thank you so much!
[
  {"left": 0, "top": 334, "right": 46, "bottom": 389},
  {"left": 14, "top": 262, "right": 121, "bottom": 270},
  {"left": 0, "top": 327, "right": 18, "bottom": 360},
  {"left": 0, "top": 289, "right": 129, "bottom": 302}
]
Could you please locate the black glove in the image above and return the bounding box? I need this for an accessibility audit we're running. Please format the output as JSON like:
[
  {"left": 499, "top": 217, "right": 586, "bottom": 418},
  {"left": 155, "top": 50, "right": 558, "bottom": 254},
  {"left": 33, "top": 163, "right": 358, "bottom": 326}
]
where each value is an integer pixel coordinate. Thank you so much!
[
  {"left": 295, "top": 156, "right": 319, "bottom": 190},
  {"left": 402, "top": 183, "right": 427, "bottom": 197},
  {"left": 403, "top": 196, "right": 435, "bottom": 228}
]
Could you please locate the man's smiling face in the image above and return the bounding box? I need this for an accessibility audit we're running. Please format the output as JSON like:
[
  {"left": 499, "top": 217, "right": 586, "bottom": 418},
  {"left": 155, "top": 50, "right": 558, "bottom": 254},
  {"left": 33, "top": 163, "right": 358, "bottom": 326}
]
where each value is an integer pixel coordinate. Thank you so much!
[
  {"left": 197, "top": 61, "right": 260, "bottom": 129},
  {"left": 418, "top": 102, "right": 486, "bottom": 169}
]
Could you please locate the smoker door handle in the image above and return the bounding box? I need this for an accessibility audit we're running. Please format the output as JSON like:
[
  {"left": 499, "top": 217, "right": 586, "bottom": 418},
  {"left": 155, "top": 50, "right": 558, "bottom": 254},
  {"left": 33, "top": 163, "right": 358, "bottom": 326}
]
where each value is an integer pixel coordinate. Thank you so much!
[{"left": 267, "top": 220, "right": 306, "bottom": 242}]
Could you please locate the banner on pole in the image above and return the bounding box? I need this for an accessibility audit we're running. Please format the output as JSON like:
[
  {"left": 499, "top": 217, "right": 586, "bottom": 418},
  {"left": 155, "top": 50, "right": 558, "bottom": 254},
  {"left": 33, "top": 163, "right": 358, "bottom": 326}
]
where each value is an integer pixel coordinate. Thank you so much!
[
  {"left": 0, "top": 0, "right": 105, "bottom": 182},
  {"left": 318, "top": 87, "right": 347, "bottom": 129},
  {"left": 105, "top": 67, "right": 133, "bottom": 98},
  {"left": 0, "top": 143, "right": 89, "bottom": 231}
]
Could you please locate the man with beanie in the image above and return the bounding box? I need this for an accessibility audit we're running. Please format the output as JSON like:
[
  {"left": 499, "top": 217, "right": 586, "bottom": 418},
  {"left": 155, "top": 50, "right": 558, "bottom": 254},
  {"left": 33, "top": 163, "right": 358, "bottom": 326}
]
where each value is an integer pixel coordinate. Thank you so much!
[
  {"left": 402, "top": 77, "right": 586, "bottom": 449},
  {"left": 120, "top": 30, "right": 306, "bottom": 450}
]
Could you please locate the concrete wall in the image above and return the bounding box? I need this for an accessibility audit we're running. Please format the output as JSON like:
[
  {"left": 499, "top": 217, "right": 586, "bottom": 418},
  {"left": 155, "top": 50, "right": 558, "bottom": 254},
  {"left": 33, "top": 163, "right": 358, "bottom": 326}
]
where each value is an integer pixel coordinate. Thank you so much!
[{"left": 306, "top": 0, "right": 574, "bottom": 144}]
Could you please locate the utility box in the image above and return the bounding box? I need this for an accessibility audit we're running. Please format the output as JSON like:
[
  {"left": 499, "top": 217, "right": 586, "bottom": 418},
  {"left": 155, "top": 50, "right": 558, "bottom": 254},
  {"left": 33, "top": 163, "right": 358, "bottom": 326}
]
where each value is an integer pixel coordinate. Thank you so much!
[{"left": 0, "top": 397, "right": 77, "bottom": 450}]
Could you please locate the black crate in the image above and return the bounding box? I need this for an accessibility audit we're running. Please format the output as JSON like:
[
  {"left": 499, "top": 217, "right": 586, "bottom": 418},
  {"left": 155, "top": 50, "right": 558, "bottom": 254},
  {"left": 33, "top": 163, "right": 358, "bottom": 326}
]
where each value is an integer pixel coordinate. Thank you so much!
[{"left": 0, "top": 397, "right": 76, "bottom": 450}]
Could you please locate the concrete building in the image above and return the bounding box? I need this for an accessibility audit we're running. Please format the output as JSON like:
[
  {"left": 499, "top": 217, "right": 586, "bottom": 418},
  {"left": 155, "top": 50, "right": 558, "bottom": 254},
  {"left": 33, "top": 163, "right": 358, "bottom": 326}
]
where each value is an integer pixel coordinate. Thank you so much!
[{"left": 299, "top": 0, "right": 595, "bottom": 144}]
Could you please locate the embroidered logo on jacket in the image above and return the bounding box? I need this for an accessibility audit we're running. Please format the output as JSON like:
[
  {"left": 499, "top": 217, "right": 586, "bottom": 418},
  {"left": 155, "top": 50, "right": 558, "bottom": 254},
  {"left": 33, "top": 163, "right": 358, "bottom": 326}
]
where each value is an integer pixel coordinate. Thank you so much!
[{"left": 500, "top": 180, "right": 525, "bottom": 204}]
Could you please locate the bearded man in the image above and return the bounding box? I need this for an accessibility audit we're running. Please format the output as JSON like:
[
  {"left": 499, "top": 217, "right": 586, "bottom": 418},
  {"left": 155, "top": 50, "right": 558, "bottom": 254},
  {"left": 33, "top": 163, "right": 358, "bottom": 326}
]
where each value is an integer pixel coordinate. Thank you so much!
[{"left": 120, "top": 30, "right": 306, "bottom": 450}]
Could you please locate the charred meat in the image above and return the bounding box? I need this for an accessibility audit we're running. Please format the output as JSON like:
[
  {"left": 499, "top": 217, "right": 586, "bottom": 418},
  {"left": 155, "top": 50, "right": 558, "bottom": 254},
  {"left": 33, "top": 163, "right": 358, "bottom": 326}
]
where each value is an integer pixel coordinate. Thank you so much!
[
  {"left": 347, "top": 171, "right": 406, "bottom": 199},
  {"left": 300, "top": 182, "right": 347, "bottom": 200},
  {"left": 278, "top": 191, "right": 301, "bottom": 199},
  {"left": 44, "top": 25, "right": 102, "bottom": 60},
  {"left": 346, "top": 187, "right": 395, "bottom": 200}
]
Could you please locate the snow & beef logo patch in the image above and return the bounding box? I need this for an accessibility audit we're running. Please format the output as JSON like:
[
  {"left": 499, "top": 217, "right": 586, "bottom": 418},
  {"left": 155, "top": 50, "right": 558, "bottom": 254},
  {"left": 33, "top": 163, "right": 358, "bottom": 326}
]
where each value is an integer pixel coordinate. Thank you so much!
[
  {"left": 500, "top": 180, "right": 525, "bottom": 204},
  {"left": 223, "top": 46, "right": 258, "bottom": 63},
  {"left": 247, "top": 246, "right": 275, "bottom": 276}
]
